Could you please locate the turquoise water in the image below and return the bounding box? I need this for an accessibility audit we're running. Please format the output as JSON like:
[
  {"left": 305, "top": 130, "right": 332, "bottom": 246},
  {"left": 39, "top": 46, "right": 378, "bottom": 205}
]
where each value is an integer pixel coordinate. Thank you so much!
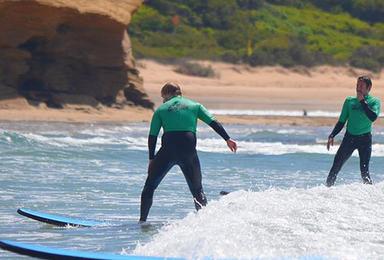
[{"left": 1, "top": 122, "right": 384, "bottom": 259}]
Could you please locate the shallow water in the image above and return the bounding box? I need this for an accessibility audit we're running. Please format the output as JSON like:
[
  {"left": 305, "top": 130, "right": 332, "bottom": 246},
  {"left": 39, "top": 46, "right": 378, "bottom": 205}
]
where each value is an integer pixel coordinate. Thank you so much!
[{"left": 1, "top": 122, "right": 383, "bottom": 259}]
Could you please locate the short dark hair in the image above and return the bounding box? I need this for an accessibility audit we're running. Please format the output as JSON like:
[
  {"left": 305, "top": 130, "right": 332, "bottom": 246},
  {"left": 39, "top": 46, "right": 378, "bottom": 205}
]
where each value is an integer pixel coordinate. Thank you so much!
[
  {"left": 161, "top": 82, "right": 182, "bottom": 96},
  {"left": 358, "top": 75, "right": 372, "bottom": 88}
]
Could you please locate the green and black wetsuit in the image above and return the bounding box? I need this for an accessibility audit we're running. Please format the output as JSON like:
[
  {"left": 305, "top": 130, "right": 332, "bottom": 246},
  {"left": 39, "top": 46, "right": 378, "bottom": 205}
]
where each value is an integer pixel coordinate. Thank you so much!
[
  {"left": 326, "top": 95, "right": 381, "bottom": 186},
  {"left": 140, "top": 96, "right": 230, "bottom": 221}
]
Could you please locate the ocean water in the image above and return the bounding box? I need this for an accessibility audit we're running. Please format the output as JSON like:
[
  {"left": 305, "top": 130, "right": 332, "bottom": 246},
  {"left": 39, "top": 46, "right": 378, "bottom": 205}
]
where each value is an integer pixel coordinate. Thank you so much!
[{"left": 1, "top": 121, "right": 384, "bottom": 259}]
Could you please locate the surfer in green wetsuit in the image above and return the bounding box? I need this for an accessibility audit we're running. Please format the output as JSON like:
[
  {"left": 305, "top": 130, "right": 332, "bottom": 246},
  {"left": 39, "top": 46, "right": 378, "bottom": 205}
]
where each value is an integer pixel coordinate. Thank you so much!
[
  {"left": 326, "top": 76, "right": 381, "bottom": 186},
  {"left": 139, "top": 83, "right": 237, "bottom": 222}
]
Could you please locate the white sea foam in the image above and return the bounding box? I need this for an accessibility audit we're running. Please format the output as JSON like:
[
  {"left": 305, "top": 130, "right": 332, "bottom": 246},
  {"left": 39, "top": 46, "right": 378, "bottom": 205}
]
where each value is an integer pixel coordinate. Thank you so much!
[
  {"left": 78, "top": 125, "right": 149, "bottom": 136},
  {"left": 211, "top": 109, "right": 341, "bottom": 117},
  {"left": 197, "top": 126, "right": 312, "bottom": 136},
  {"left": 23, "top": 133, "right": 116, "bottom": 147},
  {"left": 134, "top": 182, "right": 384, "bottom": 259},
  {"left": 196, "top": 138, "right": 384, "bottom": 157},
  {"left": 274, "top": 129, "right": 311, "bottom": 135},
  {"left": 9, "top": 132, "right": 384, "bottom": 157},
  {"left": 22, "top": 133, "right": 148, "bottom": 148}
]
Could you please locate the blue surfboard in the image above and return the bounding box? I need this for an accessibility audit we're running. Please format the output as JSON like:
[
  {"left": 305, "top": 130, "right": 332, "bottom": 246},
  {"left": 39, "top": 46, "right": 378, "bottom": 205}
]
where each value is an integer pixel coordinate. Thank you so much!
[
  {"left": 0, "top": 240, "right": 329, "bottom": 260},
  {"left": 17, "top": 208, "right": 105, "bottom": 227},
  {"left": 0, "top": 240, "right": 183, "bottom": 260}
]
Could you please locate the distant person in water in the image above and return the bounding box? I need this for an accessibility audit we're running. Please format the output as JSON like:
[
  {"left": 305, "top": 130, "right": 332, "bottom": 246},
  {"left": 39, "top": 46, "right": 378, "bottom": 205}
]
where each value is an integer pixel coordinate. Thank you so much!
[
  {"left": 326, "top": 76, "right": 381, "bottom": 187},
  {"left": 139, "top": 82, "right": 237, "bottom": 222}
]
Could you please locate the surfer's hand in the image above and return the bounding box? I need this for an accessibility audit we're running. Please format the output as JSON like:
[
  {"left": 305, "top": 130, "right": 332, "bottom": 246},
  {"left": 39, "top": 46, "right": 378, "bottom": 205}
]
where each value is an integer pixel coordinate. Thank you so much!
[
  {"left": 357, "top": 91, "right": 364, "bottom": 101},
  {"left": 226, "top": 139, "right": 237, "bottom": 153},
  {"left": 327, "top": 137, "right": 334, "bottom": 151}
]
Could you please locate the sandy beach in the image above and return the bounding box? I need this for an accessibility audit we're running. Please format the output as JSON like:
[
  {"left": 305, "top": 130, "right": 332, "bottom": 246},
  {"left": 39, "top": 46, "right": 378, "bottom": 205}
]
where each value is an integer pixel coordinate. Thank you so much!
[{"left": 1, "top": 59, "right": 383, "bottom": 126}]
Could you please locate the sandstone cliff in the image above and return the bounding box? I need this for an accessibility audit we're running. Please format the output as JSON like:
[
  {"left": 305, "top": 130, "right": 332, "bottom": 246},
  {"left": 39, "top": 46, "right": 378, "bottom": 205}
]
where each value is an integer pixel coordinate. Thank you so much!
[{"left": 0, "top": 0, "right": 153, "bottom": 109}]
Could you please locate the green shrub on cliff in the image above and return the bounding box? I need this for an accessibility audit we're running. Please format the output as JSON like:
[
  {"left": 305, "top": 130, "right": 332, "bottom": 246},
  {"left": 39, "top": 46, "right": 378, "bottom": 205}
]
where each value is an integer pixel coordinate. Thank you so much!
[
  {"left": 350, "top": 45, "right": 384, "bottom": 72},
  {"left": 174, "top": 61, "right": 217, "bottom": 78}
]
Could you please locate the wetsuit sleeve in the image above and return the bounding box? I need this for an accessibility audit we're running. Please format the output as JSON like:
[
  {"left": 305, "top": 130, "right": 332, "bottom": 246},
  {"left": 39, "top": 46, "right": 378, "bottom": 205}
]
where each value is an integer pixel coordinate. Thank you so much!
[
  {"left": 360, "top": 98, "right": 380, "bottom": 122},
  {"left": 148, "top": 111, "right": 161, "bottom": 160},
  {"left": 209, "top": 120, "right": 230, "bottom": 141},
  {"left": 329, "top": 98, "right": 348, "bottom": 138},
  {"left": 329, "top": 121, "right": 345, "bottom": 138},
  {"left": 338, "top": 98, "right": 349, "bottom": 123},
  {"left": 148, "top": 135, "right": 157, "bottom": 160},
  {"left": 149, "top": 110, "right": 162, "bottom": 137},
  {"left": 197, "top": 104, "right": 216, "bottom": 125}
]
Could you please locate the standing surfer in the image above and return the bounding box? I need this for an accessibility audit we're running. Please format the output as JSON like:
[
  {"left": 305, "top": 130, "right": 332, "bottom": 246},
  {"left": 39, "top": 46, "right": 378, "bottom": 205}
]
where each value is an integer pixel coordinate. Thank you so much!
[
  {"left": 326, "top": 76, "right": 381, "bottom": 186},
  {"left": 139, "top": 82, "right": 237, "bottom": 222}
]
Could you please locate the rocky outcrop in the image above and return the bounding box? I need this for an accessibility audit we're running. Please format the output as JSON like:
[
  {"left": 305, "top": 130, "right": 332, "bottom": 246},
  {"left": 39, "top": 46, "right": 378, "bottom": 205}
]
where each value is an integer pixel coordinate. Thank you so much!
[{"left": 0, "top": 0, "right": 154, "bottom": 109}]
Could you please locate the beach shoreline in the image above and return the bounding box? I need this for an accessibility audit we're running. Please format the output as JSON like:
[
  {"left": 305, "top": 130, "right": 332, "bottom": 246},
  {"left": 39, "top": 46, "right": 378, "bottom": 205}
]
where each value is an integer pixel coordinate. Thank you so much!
[{"left": 0, "top": 59, "right": 383, "bottom": 126}]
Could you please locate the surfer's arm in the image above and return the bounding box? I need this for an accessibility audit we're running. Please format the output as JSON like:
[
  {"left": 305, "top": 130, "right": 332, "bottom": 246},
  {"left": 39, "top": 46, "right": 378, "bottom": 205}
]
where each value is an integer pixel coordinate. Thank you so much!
[
  {"left": 197, "top": 103, "right": 230, "bottom": 140},
  {"left": 148, "top": 110, "right": 161, "bottom": 160},
  {"left": 209, "top": 120, "right": 230, "bottom": 141},
  {"left": 148, "top": 135, "right": 157, "bottom": 160},
  {"left": 209, "top": 120, "right": 237, "bottom": 152},
  {"left": 198, "top": 104, "right": 237, "bottom": 152},
  {"left": 360, "top": 100, "right": 378, "bottom": 122},
  {"left": 329, "top": 121, "right": 345, "bottom": 138},
  {"left": 327, "top": 121, "right": 345, "bottom": 151},
  {"left": 329, "top": 99, "right": 348, "bottom": 138}
]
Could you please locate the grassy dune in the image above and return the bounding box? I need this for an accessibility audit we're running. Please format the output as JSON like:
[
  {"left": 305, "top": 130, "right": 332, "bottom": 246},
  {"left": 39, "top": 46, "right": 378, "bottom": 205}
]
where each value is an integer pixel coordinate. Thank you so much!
[{"left": 129, "top": 1, "right": 384, "bottom": 71}]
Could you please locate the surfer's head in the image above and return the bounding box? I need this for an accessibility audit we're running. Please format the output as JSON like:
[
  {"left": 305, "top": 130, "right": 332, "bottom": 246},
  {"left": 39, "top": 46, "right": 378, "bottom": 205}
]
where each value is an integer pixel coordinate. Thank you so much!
[
  {"left": 161, "top": 82, "right": 182, "bottom": 103},
  {"left": 357, "top": 75, "right": 372, "bottom": 95}
]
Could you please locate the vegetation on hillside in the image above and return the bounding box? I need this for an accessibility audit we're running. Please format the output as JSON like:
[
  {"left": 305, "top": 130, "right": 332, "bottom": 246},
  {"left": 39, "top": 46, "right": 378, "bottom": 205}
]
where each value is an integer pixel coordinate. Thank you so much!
[{"left": 129, "top": 0, "right": 384, "bottom": 71}]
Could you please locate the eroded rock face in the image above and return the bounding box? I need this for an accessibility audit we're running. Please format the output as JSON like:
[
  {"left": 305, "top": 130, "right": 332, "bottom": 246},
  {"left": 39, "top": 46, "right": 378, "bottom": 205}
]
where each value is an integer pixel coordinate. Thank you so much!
[{"left": 0, "top": 0, "right": 153, "bottom": 109}]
